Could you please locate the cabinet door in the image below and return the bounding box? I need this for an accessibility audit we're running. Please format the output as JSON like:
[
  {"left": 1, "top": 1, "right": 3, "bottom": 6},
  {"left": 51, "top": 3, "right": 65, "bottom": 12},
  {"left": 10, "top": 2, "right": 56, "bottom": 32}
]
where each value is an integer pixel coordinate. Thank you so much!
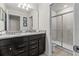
[
  {"left": 29, "top": 42, "right": 38, "bottom": 56},
  {"left": 63, "top": 12, "right": 73, "bottom": 51},
  {"left": 11, "top": 37, "right": 28, "bottom": 56},
  {"left": 29, "top": 34, "right": 45, "bottom": 55},
  {"left": 29, "top": 48, "right": 38, "bottom": 56},
  {"left": 38, "top": 36, "right": 45, "bottom": 55},
  {"left": 0, "top": 45, "right": 13, "bottom": 56}
]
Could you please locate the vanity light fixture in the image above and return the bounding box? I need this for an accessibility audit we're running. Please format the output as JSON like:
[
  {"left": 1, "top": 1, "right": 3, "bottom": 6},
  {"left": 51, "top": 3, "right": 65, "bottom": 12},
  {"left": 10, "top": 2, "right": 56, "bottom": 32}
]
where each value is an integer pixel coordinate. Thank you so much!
[{"left": 17, "top": 3, "right": 32, "bottom": 11}]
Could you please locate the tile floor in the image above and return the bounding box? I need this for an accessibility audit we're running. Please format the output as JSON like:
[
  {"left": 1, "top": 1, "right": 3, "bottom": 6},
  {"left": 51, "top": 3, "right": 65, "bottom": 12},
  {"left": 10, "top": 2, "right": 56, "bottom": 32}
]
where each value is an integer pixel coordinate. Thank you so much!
[
  {"left": 52, "top": 46, "right": 73, "bottom": 56},
  {"left": 40, "top": 45, "right": 73, "bottom": 56}
]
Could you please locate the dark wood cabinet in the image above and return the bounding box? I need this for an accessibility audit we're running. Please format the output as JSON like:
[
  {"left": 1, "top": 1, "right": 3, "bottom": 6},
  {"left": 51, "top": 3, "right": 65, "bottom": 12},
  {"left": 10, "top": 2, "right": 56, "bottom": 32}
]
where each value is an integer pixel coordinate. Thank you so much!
[
  {"left": 0, "top": 45, "right": 13, "bottom": 56},
  {"left": 29, "top": 48, "right": 38, "bottom": 56},
  {"left": 0, "top": 33, "right": 46, "bottom": 56},
  {"left": 39, "top": 38, "right": 45, "bottom": 54}
]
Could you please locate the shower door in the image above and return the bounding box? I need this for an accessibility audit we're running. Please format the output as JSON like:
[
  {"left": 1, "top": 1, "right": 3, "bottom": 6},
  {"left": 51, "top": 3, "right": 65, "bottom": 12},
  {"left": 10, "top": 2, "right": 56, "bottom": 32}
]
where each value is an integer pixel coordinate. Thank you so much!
[
  {"left": 51, "top": 17, "right": 57, "bottom": 43},
  {"left": 51, "top": 12, "right": 73, "bottom": 51},
  {"left": 56, "top": 16, "right": 63, "bottom": 46},
  {"left": 63, "top": 12, "right": 73, "bottom": 51},
  {"left": 51, "top": 16, "right": 63, "bottom": 46}
]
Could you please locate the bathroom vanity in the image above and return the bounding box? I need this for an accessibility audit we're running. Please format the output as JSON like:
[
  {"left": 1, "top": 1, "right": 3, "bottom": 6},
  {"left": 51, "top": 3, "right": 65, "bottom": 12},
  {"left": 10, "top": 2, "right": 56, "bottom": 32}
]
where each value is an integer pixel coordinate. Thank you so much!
[
  {"left": 0, "top": 32, "right": 46, "bottom": 56},
  {"left": 0, "top": 3, "right": 46, "bottom": 56}
]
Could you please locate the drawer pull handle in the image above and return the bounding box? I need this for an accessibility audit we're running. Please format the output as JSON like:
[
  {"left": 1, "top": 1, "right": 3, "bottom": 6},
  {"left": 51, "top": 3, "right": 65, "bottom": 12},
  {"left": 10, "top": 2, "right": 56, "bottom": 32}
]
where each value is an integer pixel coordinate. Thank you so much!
[
  {"left": 19, "top": 50, "right": 24, "bottom": 53},
  {"left": 9, "top": 48, "right": 12, "bottom": 50}
]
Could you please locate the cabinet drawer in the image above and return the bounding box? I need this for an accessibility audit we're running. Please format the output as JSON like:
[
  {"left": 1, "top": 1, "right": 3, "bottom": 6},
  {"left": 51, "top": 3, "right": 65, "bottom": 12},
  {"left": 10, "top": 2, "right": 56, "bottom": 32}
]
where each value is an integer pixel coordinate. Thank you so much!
[
  {"left": 29, "top": 40, "right": 38, "bottom": 45},
  {"left": 29, "top": 48, "right": 38, "bottom": 56},
  {"left": 22, "top": 36, "right": 28, "bottom": 42},
  {"left": 13, "top": 47, "right": 28, "bottom": 55},
  {"left": 39, "top": 38, "right": 45, "bottom": 44},
  {"left": 29, "top": 34, "right": 44, "bottom": 40},
  {"left": 0, "top": 39, "right": 12, "bottom": 46},
  {"left": 17, "top": 52, "right": 28, "bottom": 56},
  {"left": 16, "top": 42, "right": 28, "bottom": 48},
  {"left": 29, "top": 44, "right": 38, "bottom": 50},
  {"left": 15, "top": 46, "right": 28, "bottom": 51},
  {"left": 39, "top": 48, "right": 45, "bottom": 54},
  {"left": 12, "top": 37, "right": 23, "bottom": 43}
]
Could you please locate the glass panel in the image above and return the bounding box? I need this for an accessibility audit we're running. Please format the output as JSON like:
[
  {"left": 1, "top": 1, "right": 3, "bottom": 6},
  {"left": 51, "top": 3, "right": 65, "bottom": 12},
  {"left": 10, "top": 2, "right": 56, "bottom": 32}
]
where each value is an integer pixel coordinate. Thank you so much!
[
  {"left": 51, "top": 16, "right": 63, "bottom": 46},
  {"left": 63, "top": 12, "right": 73, "bottom": 50},
  {"left": 56, "top": 16, "right": 63, "bottom": 46},
  {"left": 0, "top": 8, "right": 1, "bottom": 20},
  {"left": 9, "top": 15, "right": 20, "bottom": 32},
  {"left": 51, "top": 17, "right": 57, "bottom": 42}
]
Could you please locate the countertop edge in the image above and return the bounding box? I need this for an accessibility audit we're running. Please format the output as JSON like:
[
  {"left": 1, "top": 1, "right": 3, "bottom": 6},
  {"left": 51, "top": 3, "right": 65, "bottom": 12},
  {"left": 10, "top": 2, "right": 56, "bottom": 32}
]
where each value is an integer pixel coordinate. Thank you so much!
[{"left": 0, "top": 32, "right": 46, "bottom": 40}]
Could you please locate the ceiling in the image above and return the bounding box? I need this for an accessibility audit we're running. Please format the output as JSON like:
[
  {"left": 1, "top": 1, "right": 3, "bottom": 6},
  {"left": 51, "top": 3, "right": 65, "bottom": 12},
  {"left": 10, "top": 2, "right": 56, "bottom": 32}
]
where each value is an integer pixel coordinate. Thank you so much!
[
  {"left": 51, "top": 3, "right": 74, "bottom": 12},
  {"left": 5, "top": 3, "right": 39, "bottom": 12}
]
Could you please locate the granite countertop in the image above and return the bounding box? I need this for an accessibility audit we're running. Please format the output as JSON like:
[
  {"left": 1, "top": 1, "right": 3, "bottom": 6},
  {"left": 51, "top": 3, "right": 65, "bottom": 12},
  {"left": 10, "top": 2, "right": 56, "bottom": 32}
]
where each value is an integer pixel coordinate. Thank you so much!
[{"left": 0, "top": 31, "right": 46, "bottom": 39}]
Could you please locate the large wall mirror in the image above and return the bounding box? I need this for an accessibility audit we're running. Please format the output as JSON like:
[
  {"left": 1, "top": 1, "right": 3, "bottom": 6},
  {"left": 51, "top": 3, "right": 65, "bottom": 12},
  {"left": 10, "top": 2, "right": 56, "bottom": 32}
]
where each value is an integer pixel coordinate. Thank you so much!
[
  {"left": 6, "top": 3, "right": 39, "bottom": 32},
  {"left": 1, "top": 3, "right": 39, "bottom": 33}
]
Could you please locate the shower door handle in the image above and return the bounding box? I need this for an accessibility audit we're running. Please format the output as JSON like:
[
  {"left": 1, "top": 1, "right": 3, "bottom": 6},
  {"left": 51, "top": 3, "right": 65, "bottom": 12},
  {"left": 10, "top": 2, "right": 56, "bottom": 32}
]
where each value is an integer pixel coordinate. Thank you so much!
[{"left": 73, "top": 45, "right": 79, "bottom": 53}]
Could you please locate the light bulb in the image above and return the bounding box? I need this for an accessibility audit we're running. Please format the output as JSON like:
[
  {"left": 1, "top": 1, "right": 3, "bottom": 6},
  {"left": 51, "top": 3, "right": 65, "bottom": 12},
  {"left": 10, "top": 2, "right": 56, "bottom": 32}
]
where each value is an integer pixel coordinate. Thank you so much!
[
  {"left": 22, "top": 5, "right": 25, "bottom": 9},
  {"left": 64, "top": 5, "right": 68, "bottom": 8},
  {"left": 27, "top": 4, "right": 32, "bottom": 8},
  {"left": 18, "top": 3, "right": 22, "bottom": 8},
  {"left": 26, "top": 7, "right": 29, "bottom": 11},
  {"left": 23, "top": 3, "right": 26, "bottom": 6},
  {"left": 17, "top": 3, "right": 32, "bottom": 11}
]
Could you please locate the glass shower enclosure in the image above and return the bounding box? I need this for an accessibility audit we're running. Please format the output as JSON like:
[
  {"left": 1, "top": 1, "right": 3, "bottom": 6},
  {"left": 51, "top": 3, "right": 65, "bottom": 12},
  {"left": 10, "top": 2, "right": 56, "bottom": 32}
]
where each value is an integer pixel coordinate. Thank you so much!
[{"left": 50, "top": 3, "right": 74, "bottom": 51}]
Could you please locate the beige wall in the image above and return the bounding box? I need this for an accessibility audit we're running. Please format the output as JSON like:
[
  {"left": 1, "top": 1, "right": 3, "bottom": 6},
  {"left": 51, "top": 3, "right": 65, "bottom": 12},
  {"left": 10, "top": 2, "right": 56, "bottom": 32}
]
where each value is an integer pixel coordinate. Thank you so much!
[{"left": 38, "top": 3, "right": 51, "bottom": 55}]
